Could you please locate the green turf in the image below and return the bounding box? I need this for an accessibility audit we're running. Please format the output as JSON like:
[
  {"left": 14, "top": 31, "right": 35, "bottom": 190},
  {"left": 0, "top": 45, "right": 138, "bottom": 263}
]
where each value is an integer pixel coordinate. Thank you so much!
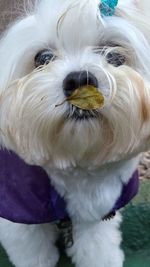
[
  {"left": 124, "top": 249, "right": 150, "bottom": 267},
  {"left": 0, "top": 180, "right": 150, "bottom": 267}
]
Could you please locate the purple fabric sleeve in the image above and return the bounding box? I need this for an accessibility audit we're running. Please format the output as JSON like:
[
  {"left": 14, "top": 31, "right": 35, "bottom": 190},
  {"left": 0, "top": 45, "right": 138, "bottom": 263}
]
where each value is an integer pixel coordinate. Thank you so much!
[
  {"left": 0, "top": 149, "right": 68, "bottom": 224},
  {"left": 0, "top": 149, "right": 139, "bottom": 224},
  {"left": 111, "top": 170, "right": 139, "bottom": 213}
]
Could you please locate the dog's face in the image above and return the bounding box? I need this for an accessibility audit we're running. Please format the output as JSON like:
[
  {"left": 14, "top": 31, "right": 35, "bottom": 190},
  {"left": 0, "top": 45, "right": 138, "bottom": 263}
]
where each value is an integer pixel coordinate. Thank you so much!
[{"left": 0, "top": 0, "right": 150, "bottom": 169}]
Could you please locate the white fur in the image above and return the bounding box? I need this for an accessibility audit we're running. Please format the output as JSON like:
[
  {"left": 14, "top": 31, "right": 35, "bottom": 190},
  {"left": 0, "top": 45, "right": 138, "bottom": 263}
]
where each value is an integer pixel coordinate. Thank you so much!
[
  {"left": 0, "top": 0, "right": 150, "bottom": 266},
  {"left": 67, "top": 213, "right": 124, "bottom": 267},
  {"left": 0, "top": 219, "right": 59, "bottom": 267}
]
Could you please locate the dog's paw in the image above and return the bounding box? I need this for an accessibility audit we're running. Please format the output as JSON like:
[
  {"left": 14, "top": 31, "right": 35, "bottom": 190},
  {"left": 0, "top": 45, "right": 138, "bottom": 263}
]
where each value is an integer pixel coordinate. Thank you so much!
[
  {"left": 67, "top": 216, "right": 124, "bottom": 267},
  {"left": 13, "top": 249, "right": 59, "bottom": 267},
  {"left": 68, "top": 244, "right": 124, "bottom": 267}
]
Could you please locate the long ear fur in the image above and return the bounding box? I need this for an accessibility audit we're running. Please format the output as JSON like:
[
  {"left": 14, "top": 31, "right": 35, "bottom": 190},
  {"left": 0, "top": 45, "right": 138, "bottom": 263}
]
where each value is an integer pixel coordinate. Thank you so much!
[{"left": 136, "top": 0, "right": 150, "bottom": 16}]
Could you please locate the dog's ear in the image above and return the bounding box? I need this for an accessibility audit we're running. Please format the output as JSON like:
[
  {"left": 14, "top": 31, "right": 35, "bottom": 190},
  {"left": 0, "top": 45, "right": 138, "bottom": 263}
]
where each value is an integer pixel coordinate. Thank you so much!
[
  {"left": 119, "top": 0, "right": 150, "bottom": 11},
  {"left": 133, "top": 0, "right": 150, "bottom": 16}
]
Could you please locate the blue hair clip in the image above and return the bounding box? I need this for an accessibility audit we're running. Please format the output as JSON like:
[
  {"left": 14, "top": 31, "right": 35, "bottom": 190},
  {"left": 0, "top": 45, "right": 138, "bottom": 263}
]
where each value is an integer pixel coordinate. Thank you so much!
[{"left": 100, "top": 0, "right": 118, "bottom": 16}]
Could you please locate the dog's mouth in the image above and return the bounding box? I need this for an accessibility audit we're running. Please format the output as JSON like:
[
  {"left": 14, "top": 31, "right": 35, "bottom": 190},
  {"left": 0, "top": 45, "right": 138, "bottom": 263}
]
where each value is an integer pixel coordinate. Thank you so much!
[
  {"left": 57, "top": 86, "right": 104, "bottom": 120},
  {"left": 66, "top": 105, "right": 99, "bottom": 120}
]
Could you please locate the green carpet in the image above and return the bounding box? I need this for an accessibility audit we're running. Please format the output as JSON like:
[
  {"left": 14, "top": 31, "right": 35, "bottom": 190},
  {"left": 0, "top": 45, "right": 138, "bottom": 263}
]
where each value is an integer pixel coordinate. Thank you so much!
[
  {"left": 0, "top": 180, "right": 150, "bottom": 267},
  {"left": 122, "top": 180, "right": 150, "bottom": 267}
]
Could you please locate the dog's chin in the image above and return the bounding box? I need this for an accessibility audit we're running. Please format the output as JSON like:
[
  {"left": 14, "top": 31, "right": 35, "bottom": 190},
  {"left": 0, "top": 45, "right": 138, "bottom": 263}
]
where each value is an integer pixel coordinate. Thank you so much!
[{"left": 66, "top": 105, "right": 99, "bottom": 120}]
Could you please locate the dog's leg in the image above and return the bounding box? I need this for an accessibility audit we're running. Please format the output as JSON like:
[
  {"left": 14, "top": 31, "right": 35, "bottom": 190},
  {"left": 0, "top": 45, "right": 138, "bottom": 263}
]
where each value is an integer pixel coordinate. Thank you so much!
[
  {"left": 0, "top": 218, "right": 59, "bottom": 267},
  {"left": 67, "top": 213, "right": 124, "bottom": 267}
]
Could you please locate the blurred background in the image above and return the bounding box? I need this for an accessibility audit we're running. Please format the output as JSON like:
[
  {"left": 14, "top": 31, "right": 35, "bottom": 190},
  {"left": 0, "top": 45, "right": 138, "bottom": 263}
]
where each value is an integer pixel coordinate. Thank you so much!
[
  {"left": 0, "top": 0, "right": 22, "bottom": 32},
  {"left": 0, "top": 1, "right": 149, "bottom": 266}
]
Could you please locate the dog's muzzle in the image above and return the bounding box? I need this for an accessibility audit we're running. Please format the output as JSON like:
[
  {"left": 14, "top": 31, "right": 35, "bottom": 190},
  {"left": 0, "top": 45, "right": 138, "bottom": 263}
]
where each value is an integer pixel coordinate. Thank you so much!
[
  {"left": 63, "top": 71, "right": 100, "bottom": 120},
  {"left": 63, "top": 71, "right": 98, "bottom": 97},
  {"left": 67, "top": 106, "right": 99, "bottom": 120}
]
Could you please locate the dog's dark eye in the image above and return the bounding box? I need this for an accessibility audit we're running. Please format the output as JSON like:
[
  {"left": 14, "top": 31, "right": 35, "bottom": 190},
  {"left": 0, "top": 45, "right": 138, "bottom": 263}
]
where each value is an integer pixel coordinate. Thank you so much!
[
  {"left": 106, "top": 52, "right": 126, "bottom": 67},
  {"left": 34, "top": 49, "right": 56, "bottom": 68}
]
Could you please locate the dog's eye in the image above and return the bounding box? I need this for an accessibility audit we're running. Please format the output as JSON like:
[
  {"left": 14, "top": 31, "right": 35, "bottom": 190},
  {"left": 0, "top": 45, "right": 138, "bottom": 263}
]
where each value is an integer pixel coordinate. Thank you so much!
[
  {"left": 106, "top": 52, "right": 126, "bottom": 67},
  {"left": 34, "top": 49, "right": 56, "bottom": 68}
]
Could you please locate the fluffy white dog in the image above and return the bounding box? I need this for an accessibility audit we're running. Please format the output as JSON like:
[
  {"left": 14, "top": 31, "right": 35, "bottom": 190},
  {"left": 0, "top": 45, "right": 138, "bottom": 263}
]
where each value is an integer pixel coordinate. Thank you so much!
[{"left": 0, "top": 0, "right": 150, "bottom": 267}]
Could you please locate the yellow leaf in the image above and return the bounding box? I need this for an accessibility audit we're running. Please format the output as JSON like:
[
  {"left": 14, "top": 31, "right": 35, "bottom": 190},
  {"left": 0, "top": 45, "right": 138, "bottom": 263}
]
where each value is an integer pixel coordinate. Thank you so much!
[{"left": 67, "top": 85, "right": 104, "bottom": 110}]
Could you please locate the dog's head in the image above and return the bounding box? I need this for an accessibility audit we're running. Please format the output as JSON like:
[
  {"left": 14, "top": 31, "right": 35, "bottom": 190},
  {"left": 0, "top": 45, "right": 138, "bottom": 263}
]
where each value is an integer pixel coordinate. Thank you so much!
[{"left": 0, "top": 0, "right": 150, "bottom": 169}]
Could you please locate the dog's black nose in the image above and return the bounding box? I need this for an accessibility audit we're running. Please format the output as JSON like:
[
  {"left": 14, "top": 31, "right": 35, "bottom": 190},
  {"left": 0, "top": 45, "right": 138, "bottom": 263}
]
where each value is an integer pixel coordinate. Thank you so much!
[{"left": 63, "top": 71, "right": 98, "bottom": 97}]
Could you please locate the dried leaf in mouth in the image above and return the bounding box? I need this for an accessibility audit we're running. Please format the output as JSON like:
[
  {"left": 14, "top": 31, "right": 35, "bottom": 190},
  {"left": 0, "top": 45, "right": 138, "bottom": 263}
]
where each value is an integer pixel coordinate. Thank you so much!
[{"left": 67, "top": 85, "right": 104, "bottom": 110}]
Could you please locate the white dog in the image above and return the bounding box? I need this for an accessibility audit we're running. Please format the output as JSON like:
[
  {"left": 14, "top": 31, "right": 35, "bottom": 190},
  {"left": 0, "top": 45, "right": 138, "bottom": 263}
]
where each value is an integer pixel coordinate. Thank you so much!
[{"left": 0, "top": 0, "right": 150, "bottom": 267}]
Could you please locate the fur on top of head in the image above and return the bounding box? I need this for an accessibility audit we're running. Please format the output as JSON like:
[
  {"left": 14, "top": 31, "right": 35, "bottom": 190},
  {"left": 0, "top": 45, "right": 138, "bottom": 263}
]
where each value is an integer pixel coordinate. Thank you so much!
[{"left": 0, "top": 0, "right": 150, "bottom": 169}]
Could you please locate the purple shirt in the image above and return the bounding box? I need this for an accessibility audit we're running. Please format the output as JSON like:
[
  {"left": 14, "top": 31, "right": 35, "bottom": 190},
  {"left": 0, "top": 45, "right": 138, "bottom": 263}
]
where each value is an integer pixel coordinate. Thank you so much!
[{"left": 0, "top": 149, "right": 139, "bottom": 224}]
